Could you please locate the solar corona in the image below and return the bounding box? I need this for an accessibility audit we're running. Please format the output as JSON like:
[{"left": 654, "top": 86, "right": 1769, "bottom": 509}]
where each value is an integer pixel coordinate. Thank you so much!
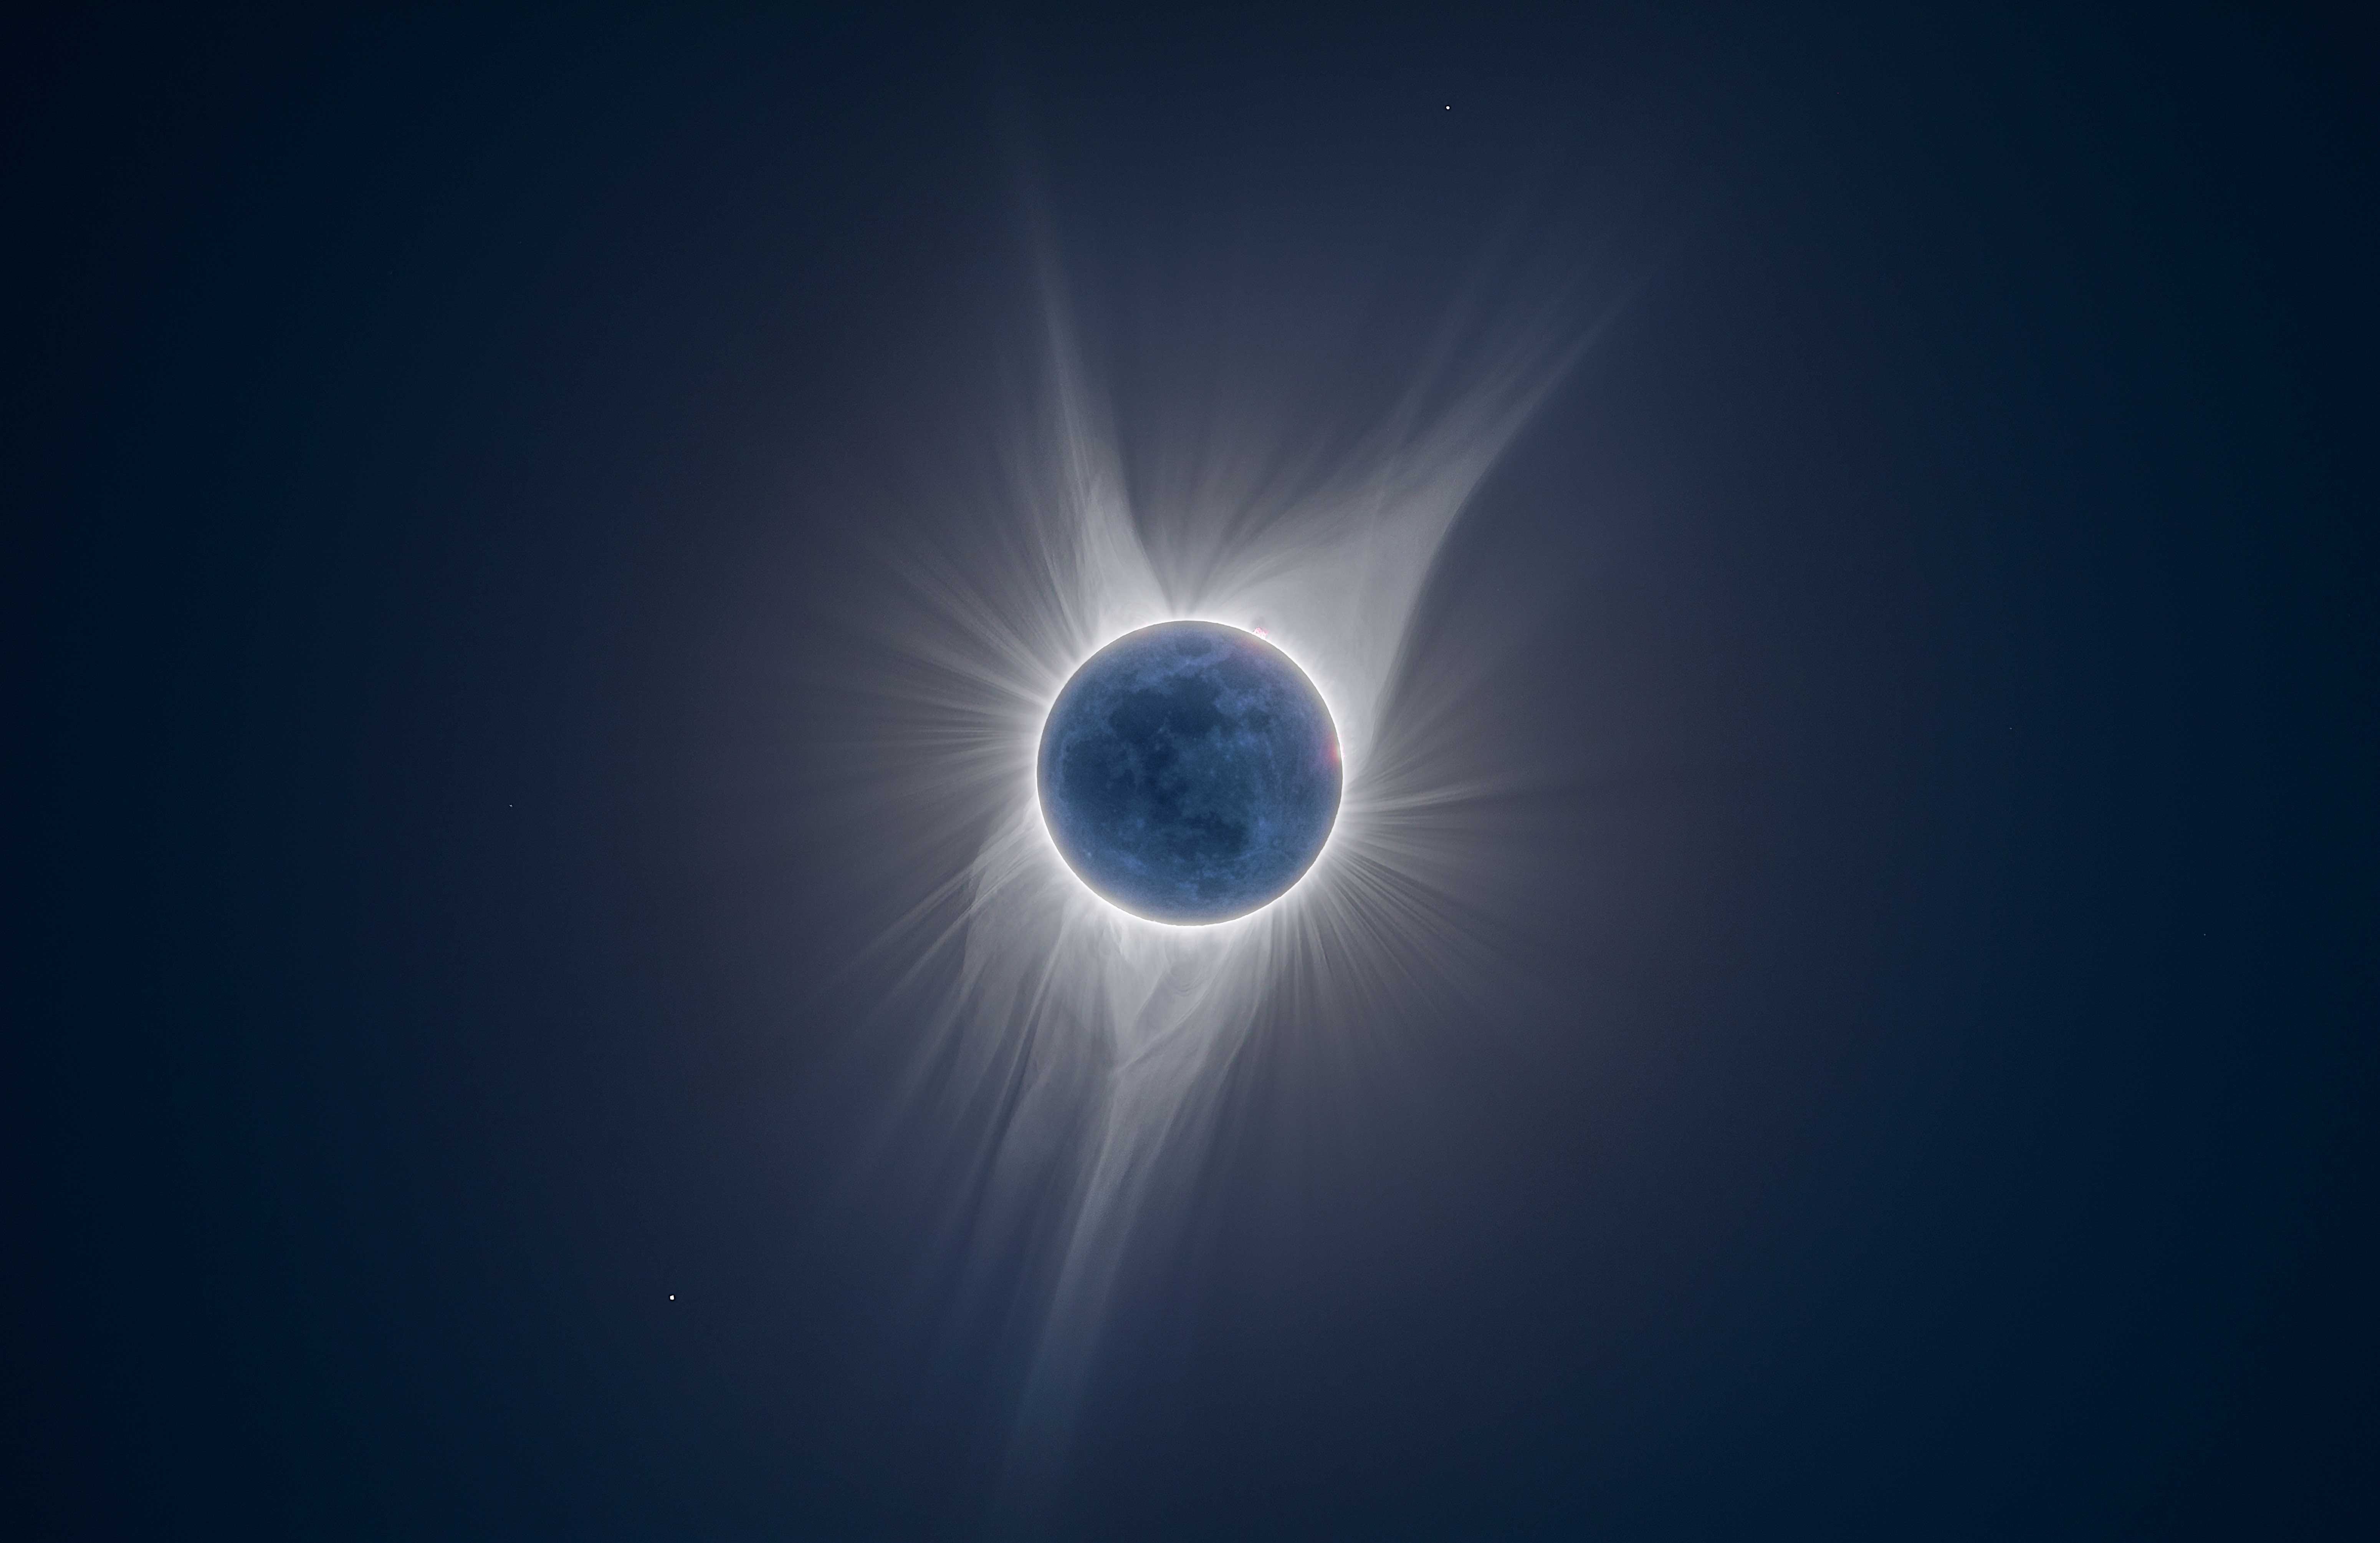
[{"left": 860, "top": 255, "right": 1594, "bottom": 1493}]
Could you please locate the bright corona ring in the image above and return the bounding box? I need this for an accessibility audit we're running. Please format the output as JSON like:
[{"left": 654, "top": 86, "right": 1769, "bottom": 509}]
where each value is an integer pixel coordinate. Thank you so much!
[{"left": 1037, "top": 621, "right": 1341, "bottom": 924}]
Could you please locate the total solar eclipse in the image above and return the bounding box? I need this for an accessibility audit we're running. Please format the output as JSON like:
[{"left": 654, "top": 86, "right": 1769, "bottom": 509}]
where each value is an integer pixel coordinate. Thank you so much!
[{"left": 1037, "top": 620, "right": 1341, "bottom": 924}]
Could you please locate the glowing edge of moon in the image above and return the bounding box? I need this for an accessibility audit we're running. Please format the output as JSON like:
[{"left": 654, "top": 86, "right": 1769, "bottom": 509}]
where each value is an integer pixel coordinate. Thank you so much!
[{"left": 1027, "top": 617, "right": 1348, "bottom": 932}]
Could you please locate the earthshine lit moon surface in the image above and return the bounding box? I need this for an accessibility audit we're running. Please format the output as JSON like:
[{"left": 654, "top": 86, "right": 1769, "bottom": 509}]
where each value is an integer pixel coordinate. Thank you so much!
[{"left": 1037, "top": 621, "right": 1341, "bottom": 923}]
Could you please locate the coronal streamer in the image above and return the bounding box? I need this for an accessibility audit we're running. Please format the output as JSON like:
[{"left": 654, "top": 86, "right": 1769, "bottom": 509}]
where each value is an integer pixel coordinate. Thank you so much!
[{"left": 846, "top": 232, "right": 1596, "bottom": 1496}]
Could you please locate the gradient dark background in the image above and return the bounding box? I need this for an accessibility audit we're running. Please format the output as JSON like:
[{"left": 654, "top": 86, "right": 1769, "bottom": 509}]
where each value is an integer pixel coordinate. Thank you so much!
[{"left": 9, "top": 7, "right": 2372, "bottom": 1538}]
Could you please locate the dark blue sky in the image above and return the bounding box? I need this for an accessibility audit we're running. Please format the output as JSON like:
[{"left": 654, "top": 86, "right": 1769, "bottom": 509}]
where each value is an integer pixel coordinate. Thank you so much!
[{"left": 11, "top": 7, "right": 2372, "bottom": 1538}]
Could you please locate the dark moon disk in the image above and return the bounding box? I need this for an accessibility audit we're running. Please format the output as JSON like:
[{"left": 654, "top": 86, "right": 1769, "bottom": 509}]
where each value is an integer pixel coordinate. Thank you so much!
[{"left": 1039, "top": 620, "right": 1342, "bottom": 923}]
